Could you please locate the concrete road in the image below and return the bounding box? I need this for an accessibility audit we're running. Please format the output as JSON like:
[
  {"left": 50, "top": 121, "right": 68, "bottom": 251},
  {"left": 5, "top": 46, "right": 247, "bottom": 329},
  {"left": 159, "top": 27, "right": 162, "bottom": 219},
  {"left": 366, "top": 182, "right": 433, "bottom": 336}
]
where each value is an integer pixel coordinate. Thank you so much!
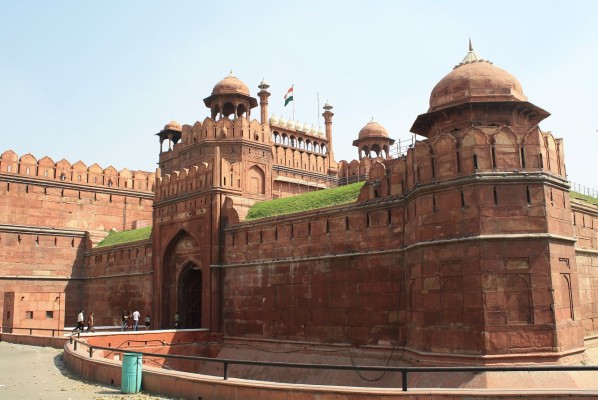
[{"left": 0, "top": 341, "right": 174, "bottom": 400}]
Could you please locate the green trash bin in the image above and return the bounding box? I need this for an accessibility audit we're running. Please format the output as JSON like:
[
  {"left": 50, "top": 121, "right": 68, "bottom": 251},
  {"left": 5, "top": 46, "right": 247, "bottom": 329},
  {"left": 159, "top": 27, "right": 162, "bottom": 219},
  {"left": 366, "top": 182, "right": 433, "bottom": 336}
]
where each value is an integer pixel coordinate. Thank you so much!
[{"left": 121, "top": 352, "right": 142, "bottom": 394}]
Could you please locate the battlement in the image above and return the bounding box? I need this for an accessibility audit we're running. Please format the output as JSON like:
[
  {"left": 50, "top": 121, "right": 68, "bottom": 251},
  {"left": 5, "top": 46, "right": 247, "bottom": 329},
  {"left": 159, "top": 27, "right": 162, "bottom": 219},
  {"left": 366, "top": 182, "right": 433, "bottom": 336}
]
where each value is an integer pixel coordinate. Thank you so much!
[
  {"left": 0, "top": 150, "right": 155, "bottom": 192},
  {"left": 178, "top": 117, "right": 267, "bottom": 147},
  {"left": 155, "top": 162, "right": 214, "bottom": 201},
  {"left": 341, "top": 126, "right": 567, "bottom": 201}
]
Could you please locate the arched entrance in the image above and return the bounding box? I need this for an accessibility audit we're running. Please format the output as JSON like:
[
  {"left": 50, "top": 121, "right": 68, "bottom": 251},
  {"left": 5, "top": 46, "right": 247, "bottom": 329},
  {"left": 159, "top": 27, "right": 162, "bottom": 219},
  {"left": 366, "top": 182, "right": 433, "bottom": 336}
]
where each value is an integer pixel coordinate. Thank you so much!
[
  {"left": 178, "top": 265, "right": 202, "bottom": 329},
  {"left": 160, "top": 230, "right": 203, "bottom": 329}
]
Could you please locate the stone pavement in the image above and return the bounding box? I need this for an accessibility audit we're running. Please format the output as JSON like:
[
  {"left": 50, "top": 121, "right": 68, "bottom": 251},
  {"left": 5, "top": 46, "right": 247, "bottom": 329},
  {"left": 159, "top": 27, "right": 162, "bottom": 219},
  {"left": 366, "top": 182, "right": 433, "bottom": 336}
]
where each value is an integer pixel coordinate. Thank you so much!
[{"left": 0, "top": 341, "right": 174, "bottom": 400}]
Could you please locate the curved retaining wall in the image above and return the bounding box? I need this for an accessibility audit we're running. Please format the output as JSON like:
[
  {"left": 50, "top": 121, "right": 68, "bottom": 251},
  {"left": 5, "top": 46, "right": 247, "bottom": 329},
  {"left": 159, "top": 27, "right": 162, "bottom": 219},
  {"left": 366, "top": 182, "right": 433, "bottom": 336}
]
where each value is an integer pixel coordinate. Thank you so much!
[{"left": 3, "top": 332, "right": 597, "bottom": 399}]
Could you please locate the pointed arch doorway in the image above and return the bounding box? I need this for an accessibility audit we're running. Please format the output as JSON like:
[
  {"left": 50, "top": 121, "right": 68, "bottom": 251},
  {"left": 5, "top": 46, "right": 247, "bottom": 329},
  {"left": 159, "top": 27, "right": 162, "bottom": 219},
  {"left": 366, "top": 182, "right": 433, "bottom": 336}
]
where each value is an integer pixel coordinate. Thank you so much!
[{"left": 178, "top": 264, "right": 202, "bottom": 329}]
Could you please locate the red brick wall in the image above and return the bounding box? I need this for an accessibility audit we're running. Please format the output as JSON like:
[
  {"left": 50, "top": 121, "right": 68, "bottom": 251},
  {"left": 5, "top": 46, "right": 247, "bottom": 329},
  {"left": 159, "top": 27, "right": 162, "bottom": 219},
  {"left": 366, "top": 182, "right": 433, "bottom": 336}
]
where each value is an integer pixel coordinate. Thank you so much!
[
  {"left": 573, "top": 200, "right": 598, "bottom": 337},
  {"left": 223, "top": 205, "right": 404, "bottom": 346},
  {"left": 0, "top": 150, "right": 154, "bottom": 328},
  {"left": 83, "top": 242, "right": 153, "bottom": 327}
]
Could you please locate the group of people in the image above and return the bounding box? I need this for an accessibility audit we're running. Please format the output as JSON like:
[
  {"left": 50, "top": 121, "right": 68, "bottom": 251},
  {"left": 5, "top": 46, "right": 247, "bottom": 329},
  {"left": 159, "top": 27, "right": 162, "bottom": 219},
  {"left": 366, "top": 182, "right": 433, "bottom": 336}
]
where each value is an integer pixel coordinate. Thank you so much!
[
  {"left": 75, "top": 309, "right": 95, "bottom": 333},
  {"left": 121, "top": 309, "right": 151, "bottom": 331},
  {"left": 76, "top": 309, "right": 183, "bottom": 332}
]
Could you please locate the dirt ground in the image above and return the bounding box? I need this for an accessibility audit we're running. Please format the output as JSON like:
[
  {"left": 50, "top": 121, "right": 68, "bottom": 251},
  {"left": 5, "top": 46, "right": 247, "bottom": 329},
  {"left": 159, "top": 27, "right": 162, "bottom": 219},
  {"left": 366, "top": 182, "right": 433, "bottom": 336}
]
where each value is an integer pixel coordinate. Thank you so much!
[{"left": 0, "top": 341, "right": 175, "bottom": 400}]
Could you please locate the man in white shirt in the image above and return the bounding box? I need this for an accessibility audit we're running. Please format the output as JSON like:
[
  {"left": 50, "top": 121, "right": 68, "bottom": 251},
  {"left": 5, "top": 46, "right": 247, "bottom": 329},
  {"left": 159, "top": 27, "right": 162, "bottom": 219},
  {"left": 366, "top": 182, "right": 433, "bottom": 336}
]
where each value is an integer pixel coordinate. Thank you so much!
[
  {"left": 76, "top": 309, "right": 84, "bottom": 331},
  {"left": 132, "top": 309, "right": 140, "bottom": 331}
]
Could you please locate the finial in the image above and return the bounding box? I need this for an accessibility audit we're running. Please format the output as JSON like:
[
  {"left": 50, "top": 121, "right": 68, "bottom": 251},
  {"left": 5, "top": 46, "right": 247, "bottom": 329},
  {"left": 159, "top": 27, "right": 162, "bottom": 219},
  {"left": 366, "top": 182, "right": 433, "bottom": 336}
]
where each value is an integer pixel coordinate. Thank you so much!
[
  {"left": 371, "top": 117, "right": 374, "bottom": 122},
  {"left": 455, "top": 39, "right": 491, "bottom": 68},
  {"left": 258, "top": 78, "right": 270, "bottom": 90},
  {"left": 228, "top": 70, "right": 234, "bottom": 77}
]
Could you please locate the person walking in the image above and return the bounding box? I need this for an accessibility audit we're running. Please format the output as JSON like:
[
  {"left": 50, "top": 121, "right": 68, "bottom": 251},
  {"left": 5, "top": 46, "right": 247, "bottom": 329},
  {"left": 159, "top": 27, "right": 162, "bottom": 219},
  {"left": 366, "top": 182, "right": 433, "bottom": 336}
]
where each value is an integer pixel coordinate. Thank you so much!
[
  {"left": 174, "top": 311, "right": 180, "bottom": 329},
  {"left": 121, "top": 310, "right": 129, "bottom": 332},
  {"left": 86, "top": 312, "right": 95, "bottom": 333},
  {"left": 132, "top": 309, "right": 140, "bottom": 331},
  {"left": 76, "top": 309, "right": 84, "bottom": 331},
  {"left": 144, "top": 314, "right": 151, "bottom": 330}
]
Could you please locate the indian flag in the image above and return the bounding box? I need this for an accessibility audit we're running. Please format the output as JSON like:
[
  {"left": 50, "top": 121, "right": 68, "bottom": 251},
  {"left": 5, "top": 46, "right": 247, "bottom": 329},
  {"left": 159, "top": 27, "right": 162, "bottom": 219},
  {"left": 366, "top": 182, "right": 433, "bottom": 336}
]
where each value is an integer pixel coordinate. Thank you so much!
[{"left": 284, "top": 86, "right": 294, "bottom": 106}]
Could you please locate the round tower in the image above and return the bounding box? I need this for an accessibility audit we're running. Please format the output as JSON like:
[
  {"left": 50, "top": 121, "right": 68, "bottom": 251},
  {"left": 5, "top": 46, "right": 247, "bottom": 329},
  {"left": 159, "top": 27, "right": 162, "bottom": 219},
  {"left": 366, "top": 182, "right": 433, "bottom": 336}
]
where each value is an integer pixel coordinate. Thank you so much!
[
  {"left": 257, "top": 79, "right": 271, "bottom": 125},
  {"left": 322, "top": 102, "right": 336, "bottom": 172},
  {"left": 402, "top": 41, "right": 581, "bottom": 364}
]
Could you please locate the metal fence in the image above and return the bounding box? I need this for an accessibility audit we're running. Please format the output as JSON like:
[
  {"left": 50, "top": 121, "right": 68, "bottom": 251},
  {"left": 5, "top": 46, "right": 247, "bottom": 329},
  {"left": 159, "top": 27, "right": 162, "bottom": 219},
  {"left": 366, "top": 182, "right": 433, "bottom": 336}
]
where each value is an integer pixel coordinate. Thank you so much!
[
  {"left": 570, "top": 182, "right": 598, "bottom": 198},
  {"left": 62, "top": 334, "right": 598, "bottom": 393},
  {"left": 3, "top": 328, "right": 597, "bottom": 392}
]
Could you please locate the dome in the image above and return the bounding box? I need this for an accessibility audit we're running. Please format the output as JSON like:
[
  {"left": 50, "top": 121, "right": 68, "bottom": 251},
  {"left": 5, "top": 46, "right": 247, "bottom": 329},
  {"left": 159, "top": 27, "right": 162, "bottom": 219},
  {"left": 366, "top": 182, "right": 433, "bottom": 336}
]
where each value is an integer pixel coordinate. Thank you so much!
[
  {"left": 163, "top": 120, "right": 182, "bottom": 132},
  {"left": 358, "top": 120, "right": 389, "bottom": 140},
  {"left": 310, "top": 125, "right": 317, "bottom": 135},
  {"left": 211, "top": 71, "right": 250, "bottom": 96},
  {"left": 286, "top": 119, "right": 295, "bottom": 129},
  {"left": 428, "top": 47, "right": 526, "bottom": 112},
  {"left": 279, "top": 115, "right": 287, "bottom": 126},
  {"left": 318, "top": 128, "right": 325, "bottom": 137},
  {"left": 269, "top": 115, "right": 279, "bottom": 125}
]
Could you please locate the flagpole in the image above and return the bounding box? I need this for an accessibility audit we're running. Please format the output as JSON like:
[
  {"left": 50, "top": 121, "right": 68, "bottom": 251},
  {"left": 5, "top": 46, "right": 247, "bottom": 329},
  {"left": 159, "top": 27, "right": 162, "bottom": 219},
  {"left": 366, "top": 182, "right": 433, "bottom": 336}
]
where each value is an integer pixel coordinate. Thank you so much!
[
  {"left": 317, "top": 92, "right": 320, "bottom": 129},
  {"left": 292, "top": 84, "right": 295, "bottom": 122}
]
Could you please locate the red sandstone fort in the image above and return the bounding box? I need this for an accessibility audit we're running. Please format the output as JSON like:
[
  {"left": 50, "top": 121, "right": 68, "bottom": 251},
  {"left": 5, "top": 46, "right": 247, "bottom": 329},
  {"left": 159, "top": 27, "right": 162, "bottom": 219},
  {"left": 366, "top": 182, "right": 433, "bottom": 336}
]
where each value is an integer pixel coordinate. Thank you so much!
[{"left": 1, "top": 44, "right": 597, "bottom": 366}]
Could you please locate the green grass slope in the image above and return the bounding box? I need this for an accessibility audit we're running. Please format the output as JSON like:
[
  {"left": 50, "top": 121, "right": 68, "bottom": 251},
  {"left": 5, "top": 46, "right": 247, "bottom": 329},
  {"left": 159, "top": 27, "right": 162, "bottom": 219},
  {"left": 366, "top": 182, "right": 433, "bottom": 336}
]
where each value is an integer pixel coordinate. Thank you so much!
[
  {"left": 246, "top": 182, "right": 365, "bottom": 221},
  {"left": 96, "top": 225, "right": 152, "bottom": 248},
  {"left": 570, "top": 191, "right": 598, "bottom": 206}
]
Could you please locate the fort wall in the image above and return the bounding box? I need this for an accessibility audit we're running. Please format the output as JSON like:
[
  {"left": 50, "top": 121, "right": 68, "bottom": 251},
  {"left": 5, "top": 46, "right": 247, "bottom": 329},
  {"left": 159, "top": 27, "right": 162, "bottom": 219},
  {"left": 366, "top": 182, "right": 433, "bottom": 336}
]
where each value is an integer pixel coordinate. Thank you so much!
[
  {"left": 573, "top": 199, "right": 598, "bottom": 337},
  {"left": 83, "top": 241, "right": 153, "bottom": 327},
  {"left": 218, "top": 122, "right": 596, "bottom": 361},
  {"left": 0, "top": 150, "right": 155, "bottom": 328},
  {"left": 222, "top": 201, "right": 404, "bottom": 345}
]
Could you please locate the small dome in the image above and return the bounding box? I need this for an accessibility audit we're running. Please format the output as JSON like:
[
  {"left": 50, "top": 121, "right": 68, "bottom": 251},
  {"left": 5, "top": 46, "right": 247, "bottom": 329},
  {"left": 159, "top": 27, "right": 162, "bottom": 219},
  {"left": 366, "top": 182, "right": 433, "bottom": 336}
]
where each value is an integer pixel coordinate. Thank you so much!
[
  {"left": 212, "top": 71, "right": 250, "bottom": 96},
  {"left": 318, "top": 128, "right": 325, "bottom": 137},
  {"left": 279, "top": 115, "right": 287, "bottom": 126},
  {"left": 269, "top": 115, "right": 279, "bottom": 125},
  {"left": 358, "top": 120, "right": 388, "bottom": 139},
  {"left": 310, "top": 125, "right": 317, "bottom": 134},
  {"left": 163, "top": 120, "right": 182, "bottom": 132},
  {"left": 286, "top": 119, "right": 295, "bottom": 129},
  {"left": 428, "top": 46, "right": 526, "bottom": 112}
]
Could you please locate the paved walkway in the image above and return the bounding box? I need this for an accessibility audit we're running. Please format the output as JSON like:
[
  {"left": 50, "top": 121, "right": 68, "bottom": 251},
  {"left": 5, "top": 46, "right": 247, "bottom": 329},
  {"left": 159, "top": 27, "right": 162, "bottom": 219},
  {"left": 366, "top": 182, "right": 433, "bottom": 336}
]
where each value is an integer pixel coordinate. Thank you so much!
[{"left": 0, "top": 342, "right": 173, "bottom": 400}]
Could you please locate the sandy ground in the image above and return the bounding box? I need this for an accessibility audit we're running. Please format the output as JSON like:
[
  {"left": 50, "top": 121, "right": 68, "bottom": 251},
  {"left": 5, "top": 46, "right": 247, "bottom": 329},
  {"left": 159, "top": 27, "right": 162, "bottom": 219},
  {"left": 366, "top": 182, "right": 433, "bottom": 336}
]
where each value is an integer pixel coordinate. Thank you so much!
[{"left": 0, "top": 341, "right": 175, "bottom": 400}]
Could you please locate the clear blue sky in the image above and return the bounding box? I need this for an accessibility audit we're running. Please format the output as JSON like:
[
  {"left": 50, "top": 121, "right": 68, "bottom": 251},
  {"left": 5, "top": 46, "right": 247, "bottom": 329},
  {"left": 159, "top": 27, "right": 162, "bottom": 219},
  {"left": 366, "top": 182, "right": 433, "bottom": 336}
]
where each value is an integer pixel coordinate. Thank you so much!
[{"left": 1, "top": 1, "right": 596, "bottom": 189}]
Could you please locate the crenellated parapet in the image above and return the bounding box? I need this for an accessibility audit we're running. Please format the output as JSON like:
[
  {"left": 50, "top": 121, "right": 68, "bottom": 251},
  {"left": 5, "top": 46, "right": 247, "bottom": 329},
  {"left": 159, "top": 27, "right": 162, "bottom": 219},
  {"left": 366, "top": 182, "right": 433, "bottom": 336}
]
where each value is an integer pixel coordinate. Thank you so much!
[
  {"left": 155, "top": 161, "right": 214, "bottom": 201},
  {"left": 0, "top": 150, "right": 155, "bottom": 192},
  {"left": 358, "top": 126, "right": 568, "bottom": 204},
  {"left": 179, "top": 117, "right": 267, "bottom": 145}
]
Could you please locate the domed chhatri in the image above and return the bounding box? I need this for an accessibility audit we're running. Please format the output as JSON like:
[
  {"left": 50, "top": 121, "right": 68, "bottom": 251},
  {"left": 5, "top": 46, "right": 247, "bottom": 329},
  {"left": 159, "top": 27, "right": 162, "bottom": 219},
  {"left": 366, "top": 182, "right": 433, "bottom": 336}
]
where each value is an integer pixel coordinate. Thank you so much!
[
  {"left": 358, "top": 120, "right": 389, "bottom": 139},
  {"left": 211, "top": 71, "right": 251, "bottom": 96},
  {"left": 411, "top": 41, "right": 549, "bottom": 138},
  {"left": 428, "top": 41, "right": 527, "bottom": 112},
  {"left": 163, "top": 120, "right": 182, "bottom": 132}
]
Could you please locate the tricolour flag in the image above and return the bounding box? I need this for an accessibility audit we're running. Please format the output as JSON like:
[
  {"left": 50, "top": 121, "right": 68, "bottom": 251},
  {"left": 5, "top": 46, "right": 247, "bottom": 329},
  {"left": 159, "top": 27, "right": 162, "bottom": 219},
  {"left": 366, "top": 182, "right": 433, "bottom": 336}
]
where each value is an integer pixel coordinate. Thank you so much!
[{"left": 284, "top": 86, "right": 294, "bottom": 106}]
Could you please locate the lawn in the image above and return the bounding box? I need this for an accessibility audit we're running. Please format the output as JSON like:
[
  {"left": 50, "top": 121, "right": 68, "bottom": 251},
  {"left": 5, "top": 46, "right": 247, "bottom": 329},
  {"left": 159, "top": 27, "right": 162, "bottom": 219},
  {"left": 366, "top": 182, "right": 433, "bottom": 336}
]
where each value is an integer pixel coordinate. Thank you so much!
[
  {"left": 246, "top": 182, "right": 365, "bottom": 221},
  {"left": 96, "top": 225, "right": 152, "bottom": 248}
]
